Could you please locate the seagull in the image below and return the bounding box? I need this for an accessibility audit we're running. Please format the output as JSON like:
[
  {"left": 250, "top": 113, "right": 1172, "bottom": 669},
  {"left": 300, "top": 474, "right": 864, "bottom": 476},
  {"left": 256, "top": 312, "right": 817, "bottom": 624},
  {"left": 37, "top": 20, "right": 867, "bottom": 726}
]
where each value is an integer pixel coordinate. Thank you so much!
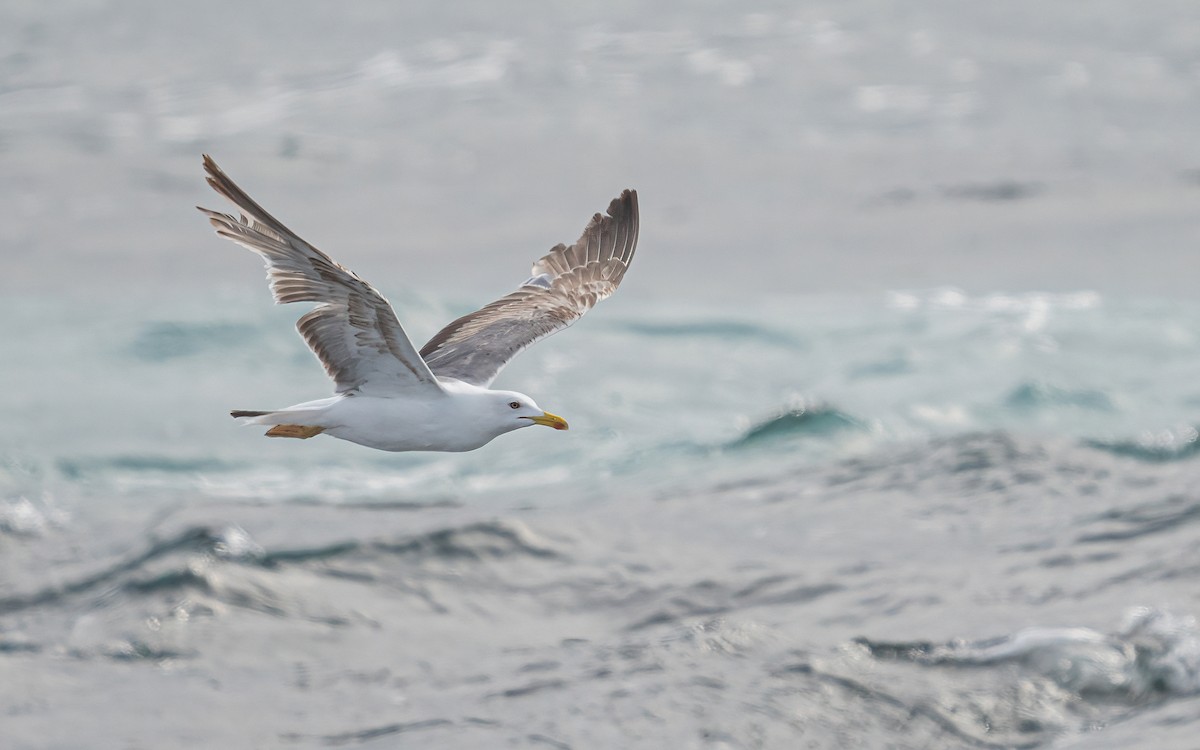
[{"left": 197, "top": 155, "right": 639, "bottom": 452}]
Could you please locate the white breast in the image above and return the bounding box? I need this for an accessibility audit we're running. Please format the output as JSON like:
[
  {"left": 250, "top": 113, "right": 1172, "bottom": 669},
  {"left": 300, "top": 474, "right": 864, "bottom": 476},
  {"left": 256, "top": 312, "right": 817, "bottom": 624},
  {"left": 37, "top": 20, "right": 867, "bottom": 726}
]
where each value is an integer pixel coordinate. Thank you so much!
[{"left": 320, "top": 388, "right": 510, "bottom": 453}]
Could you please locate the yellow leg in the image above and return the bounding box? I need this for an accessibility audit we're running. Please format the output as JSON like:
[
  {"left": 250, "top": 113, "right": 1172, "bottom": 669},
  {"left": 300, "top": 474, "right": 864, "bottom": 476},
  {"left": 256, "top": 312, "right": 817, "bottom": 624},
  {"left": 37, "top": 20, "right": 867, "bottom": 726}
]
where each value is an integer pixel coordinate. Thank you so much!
[{"left": 265, "top": 424, "right": 326, "bottom": 439}]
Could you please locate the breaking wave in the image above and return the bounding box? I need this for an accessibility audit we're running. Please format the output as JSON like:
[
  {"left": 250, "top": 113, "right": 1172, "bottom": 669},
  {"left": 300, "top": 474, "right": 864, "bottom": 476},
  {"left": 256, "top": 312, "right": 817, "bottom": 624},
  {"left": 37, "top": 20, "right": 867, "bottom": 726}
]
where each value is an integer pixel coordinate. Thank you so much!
[{"left": 730, "top": 404, "right": 868, "bottom": 448}]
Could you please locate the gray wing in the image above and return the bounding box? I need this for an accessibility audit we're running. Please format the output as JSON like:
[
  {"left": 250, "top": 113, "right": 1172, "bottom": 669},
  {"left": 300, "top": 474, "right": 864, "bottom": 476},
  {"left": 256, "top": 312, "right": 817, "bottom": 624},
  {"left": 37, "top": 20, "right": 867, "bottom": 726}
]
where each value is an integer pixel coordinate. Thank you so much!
[
  {"left": 420, "top": 189, "right": 639, "bottom": 387},
  {"left": 197, "top": 155, "right": 442, "bottom": 396}
]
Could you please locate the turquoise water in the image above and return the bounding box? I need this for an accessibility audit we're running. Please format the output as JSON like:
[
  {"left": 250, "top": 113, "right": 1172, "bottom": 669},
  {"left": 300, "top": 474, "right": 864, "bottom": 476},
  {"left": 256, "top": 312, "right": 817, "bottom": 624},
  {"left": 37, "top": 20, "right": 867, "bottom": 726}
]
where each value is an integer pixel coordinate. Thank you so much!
[{"left": 6, "top": 289, "right": 1199, "bottom": 508}]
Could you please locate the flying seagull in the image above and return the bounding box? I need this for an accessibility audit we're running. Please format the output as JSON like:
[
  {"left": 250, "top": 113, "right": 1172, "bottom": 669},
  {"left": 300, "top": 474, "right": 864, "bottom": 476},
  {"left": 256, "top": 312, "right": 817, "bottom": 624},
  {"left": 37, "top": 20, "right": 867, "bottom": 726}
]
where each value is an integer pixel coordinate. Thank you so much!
[{"left": 197, "top": 155, "right": 639, "bottom": 452}]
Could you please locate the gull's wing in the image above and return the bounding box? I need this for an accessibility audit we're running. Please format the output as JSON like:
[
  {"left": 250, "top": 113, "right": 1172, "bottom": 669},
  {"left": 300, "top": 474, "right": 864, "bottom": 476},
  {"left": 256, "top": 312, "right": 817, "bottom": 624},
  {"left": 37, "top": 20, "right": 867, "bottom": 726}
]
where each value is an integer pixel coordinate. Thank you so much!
[
  {"left": 197, "top": 155, "right": 441, "bottom": 396},
  {"left": 420, "top": 189, "right": 639, "bottom": 387}
]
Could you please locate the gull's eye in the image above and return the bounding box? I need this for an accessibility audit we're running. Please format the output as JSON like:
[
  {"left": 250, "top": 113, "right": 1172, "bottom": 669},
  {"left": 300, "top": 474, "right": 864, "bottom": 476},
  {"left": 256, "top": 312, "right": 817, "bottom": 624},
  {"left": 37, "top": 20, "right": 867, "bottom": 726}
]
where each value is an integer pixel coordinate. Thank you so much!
[{"left": 509, "top": 401, "right": 521, "bottom": 409}]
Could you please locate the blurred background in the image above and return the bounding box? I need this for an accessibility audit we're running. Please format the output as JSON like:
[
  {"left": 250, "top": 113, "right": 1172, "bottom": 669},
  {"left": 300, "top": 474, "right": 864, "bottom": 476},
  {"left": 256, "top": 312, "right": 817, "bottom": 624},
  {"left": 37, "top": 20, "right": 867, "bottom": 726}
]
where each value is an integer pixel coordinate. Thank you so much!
[{"left": 3, "top": 2, "right": 1200, "bottom": 748}]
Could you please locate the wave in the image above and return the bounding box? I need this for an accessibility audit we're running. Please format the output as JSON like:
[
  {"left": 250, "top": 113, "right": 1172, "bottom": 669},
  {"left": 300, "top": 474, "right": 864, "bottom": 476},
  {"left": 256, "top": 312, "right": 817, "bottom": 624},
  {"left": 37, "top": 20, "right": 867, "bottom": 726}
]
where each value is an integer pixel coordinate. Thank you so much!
[
  {"left": 773, "top": 660, "right": 1041, "bottom": 750},
  {"left": 56, "top": 454, "right": 246, "bottom": 478},
  {"left": 624, "top": 575, "right": 842, "bottom": 631},
  {"left": 855, "top": 607, "right": 1200, "bottom": 700},
  {"left": 1004, "top": 381, "right": 1116, "bottom": 412},
  {"left": 1075, "top": 494, "right": 1200, "bottom": 544},
  {"left": 1084, "top": 426, "right": 1200, "bottom": 463},
  {"left": 281, "top": 719, "right": 454, "bottom": 746},
  {"left": 0, "top": 520, "right": 561, "bottom": 617},
  {"left": 258, "top": 520, "right": 563, "bottom": 569},
  {"left": 729, "top": 404, "right": 867, "bottom": 448},
  {"left": 0, "top": 526, "right": 222, "bottom": 616},
  {"left": 369, "top": 521, "right": 562, "bottom": 562}
]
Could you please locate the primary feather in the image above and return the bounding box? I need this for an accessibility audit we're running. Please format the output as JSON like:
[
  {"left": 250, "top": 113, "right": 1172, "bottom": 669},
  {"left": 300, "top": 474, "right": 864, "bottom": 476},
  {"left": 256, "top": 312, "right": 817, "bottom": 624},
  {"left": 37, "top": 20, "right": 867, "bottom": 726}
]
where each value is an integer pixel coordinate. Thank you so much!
[
  {"left": 198, "top": 155, "right": 440, "bottom": 396},
  {"left": 420, "top": 189, "right": 639, "bottom": 386}
]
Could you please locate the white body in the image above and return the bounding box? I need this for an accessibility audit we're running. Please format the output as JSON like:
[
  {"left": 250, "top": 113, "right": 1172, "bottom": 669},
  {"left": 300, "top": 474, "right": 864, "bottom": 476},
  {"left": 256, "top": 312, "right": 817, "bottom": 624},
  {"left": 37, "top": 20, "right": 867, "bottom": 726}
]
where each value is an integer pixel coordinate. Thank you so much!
[{"left": 238, "top": 379, "right": 548, "bottom": 452}]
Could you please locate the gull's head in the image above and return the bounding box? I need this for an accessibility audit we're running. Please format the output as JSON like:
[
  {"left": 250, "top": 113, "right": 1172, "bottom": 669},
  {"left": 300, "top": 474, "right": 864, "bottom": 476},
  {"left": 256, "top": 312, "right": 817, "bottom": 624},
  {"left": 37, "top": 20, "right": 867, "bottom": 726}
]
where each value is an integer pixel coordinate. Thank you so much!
[{"left": 492, "top": 391, "right": 569, "bottom": 433}]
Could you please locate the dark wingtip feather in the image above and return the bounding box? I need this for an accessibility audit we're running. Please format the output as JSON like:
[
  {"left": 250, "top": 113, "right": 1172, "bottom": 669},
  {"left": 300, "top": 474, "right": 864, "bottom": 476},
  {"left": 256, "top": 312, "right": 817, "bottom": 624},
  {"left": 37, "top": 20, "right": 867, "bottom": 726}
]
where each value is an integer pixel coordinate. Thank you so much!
[
  {"left": 231, "top": 410, "right": 270, "bottom": 418},
  {"left": 607, "top": 189, "right": 638, "bottom": 220}
]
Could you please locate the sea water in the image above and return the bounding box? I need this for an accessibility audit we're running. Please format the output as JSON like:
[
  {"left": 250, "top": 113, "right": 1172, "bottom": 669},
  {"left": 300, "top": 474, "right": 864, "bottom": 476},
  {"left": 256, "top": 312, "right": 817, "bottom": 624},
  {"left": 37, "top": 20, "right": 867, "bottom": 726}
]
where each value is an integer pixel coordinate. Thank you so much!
[{"left": 3, "top": 2, "right": 1200, "bottom": 748}]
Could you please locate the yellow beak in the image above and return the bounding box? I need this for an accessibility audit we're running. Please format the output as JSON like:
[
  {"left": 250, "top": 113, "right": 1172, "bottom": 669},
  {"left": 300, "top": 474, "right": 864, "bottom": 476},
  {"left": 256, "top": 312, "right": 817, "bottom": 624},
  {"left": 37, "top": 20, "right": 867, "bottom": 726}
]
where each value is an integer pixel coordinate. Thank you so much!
[{"left": 525, "top": 411, "right": 569, "bottom": 431}]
